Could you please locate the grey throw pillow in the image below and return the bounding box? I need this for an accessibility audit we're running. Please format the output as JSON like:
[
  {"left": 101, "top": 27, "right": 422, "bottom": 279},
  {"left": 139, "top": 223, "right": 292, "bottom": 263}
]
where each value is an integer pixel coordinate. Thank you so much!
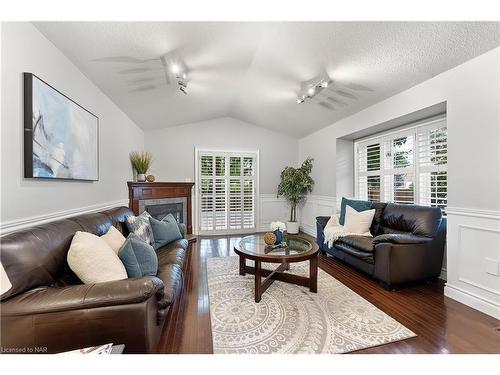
[
  {"left": 125, "top": 211, "right": 155, "bottom": 245},
  {"left": 161, "top": 213, "right": 177, "bottom": 224},
  {"left": 117, "top": 234, "right": 158, "bottom": 278},
  {"left": 149, "top": 217, "right": 183, "bottom": 250}
]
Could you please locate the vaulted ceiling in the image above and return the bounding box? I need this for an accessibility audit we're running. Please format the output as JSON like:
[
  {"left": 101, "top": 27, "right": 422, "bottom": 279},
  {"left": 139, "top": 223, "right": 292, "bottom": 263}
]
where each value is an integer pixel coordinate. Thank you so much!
[{"left": 34, "top": 22, "right": 499, "bottom": 137}]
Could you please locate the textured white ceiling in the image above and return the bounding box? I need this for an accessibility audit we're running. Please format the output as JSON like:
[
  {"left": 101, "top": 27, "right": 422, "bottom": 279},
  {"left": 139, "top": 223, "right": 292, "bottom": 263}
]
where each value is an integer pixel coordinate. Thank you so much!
[{"left": 33, "top": 22, "right": 500, "bottom": 137}]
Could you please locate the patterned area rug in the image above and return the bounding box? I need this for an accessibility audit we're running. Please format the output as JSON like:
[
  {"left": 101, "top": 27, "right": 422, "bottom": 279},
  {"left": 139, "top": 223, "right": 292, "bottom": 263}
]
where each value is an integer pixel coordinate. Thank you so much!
[{"left": 207, "top": 257, "right": 416, "bottom": 354}]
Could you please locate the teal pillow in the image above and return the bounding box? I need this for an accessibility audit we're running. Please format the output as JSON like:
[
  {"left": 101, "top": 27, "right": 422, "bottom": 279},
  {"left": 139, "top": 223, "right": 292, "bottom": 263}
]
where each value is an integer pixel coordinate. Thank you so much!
[
  {"left": 117, "top": 234, "right": 158, "bottom": 278},
  {"left": 161, "top": 213, "right": 177, "bottom": 224},
  {"left": 149, "top": 217, "right": 182, "bottom": 250},
  {"left": 339, "top": 197, "right": 373, "bottom": 225}
]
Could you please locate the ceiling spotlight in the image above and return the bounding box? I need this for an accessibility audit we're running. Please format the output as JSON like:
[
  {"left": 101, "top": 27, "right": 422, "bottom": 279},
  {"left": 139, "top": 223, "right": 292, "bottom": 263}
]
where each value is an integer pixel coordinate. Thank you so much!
[
  {"left": 178, "top": 80, "right": 187, "bottom": 88},
  {"left": 170, "top": 63, "right": 180, "bottom": 75},
  {"left": 179, "top": 86, "right": 188, "bottom": 95},
  {"left": 297, "top": 71, "right": 332, "bottom": 105}
]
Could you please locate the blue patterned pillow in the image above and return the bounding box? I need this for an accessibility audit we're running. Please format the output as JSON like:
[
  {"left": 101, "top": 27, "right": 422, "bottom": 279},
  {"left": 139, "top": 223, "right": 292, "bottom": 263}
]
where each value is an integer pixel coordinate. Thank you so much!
[
  {"left": 117, "top": 234, "right": 158, "bottom": 278},
  {"left": 125, "top": 211, "right": 155, "bottom": 245}
]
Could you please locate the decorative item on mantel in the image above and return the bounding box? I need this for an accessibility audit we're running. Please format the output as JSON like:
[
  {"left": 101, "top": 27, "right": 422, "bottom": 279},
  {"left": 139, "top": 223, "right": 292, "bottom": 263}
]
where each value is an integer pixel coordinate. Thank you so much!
[
  {"left": 129, "top": 151, "right": 152, "bottom": 182},
  {"left": 270, "top": 221, "right": 286, "bottom": 244},
  {"left": 146, "top": 174, "right": 156, "bottom": 182},
  {"left": 277, "top": 157, "right": 314, "bottom": 234}
]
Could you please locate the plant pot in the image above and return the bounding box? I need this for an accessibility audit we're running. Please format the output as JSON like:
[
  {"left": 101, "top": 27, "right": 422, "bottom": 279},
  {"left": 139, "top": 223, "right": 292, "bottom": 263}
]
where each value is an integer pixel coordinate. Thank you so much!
[
  {"left": 286, "top": 221, "right": 299, "bottom": 234},
  {"left": 137, "top": 173, "right": 146, "bottom": 182}
]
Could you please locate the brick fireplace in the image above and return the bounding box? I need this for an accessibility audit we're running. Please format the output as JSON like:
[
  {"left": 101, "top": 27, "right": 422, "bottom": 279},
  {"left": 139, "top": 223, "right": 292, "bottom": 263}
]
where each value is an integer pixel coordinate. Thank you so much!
[{"left": 127, "top": 181, "right": 195, "bottom": 234}]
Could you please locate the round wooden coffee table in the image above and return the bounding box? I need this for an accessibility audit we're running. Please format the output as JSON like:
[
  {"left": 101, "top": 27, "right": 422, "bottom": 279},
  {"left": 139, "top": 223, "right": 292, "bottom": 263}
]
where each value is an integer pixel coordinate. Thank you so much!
[{"left": 234, "top": 234, "right": 319, "bottom": 302}]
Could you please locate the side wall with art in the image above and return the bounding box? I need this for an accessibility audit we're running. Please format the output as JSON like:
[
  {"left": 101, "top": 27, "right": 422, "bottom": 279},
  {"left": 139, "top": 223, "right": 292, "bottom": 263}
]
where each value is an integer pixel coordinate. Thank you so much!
[{"left": 0, "top": 22, "right": 145, "bottom": 232}]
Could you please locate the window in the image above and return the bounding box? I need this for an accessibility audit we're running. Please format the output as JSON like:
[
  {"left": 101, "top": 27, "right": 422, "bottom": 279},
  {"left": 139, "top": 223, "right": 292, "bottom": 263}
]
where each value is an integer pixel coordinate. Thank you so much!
[
  {"left": 355, "top": 117, "right": 447, "bottom": 213},
  {"left": 197, "top": 150, "right": 258, "bottom": 233}
]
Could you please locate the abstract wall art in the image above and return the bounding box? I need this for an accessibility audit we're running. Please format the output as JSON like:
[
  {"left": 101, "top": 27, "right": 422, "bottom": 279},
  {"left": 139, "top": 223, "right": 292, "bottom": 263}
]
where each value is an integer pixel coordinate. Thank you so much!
[{"left": 24, "top": 73, "right": 99, "bottom": 181}]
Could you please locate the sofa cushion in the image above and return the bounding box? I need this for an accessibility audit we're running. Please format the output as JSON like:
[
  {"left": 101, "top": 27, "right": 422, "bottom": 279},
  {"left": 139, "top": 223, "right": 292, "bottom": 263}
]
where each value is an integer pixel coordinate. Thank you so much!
[
  {"left": 157, "top": 247, "right": 186, "bottom": 269},
  {"left": 149, "top": 217, "right": 183, "bottom": 250},
  {"left": 337, "top": 235, "right": 375, "bottom": 253},
  {"left": 382, "top": 203, "right": 442, "bottom": 237},
  {"left": 339, "top": 197, "right": 373, "bottom": 225},
  {"left": 118, "top": 235, "right": 158, "bottom": 278},
  {"left": 67, "top": 231, "right": 127, "bottom": 284},
  {"left": 157, "top": 239, "right": 188, "bottom": 268},
  {"left": 333, "top": 242, "right": 374, "bottom": 264}
]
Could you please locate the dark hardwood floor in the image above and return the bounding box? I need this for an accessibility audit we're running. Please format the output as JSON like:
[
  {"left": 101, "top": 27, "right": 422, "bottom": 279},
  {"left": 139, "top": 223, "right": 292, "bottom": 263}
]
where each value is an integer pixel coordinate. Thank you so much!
[{"left": 161, "top": 233, "right": 500, "bottom": 354}]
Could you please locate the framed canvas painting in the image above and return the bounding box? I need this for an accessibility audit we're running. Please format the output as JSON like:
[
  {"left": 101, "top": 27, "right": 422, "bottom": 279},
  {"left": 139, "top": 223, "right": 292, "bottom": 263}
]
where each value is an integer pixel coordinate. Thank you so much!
[{"left": 24, "top": 73, "right": 99, "bottom": 181}]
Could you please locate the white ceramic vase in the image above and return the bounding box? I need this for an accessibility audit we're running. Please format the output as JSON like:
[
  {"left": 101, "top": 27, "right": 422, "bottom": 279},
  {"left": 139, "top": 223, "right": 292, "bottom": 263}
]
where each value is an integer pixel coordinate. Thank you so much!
[
  {"left": 137, "top": 173, "right": 146, "bottom": 182},
  {"left": 286, "top": 221, "right": 299, "bottom": 234}
]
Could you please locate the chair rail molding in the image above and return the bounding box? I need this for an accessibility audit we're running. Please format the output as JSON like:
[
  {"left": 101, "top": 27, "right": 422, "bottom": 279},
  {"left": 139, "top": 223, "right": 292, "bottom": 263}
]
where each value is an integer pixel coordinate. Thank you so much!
[
  {"left": 0, "top": 199, "right": 129, "bottom": 236},
  {"left": 299, "top": 195, "right": 338, "bottom": 237},
  {"left": 444, "top": 206, "right": 500, "bottom": 319},
  {"left": 259, "top": 194, "right": 289, "bottom": 232}
]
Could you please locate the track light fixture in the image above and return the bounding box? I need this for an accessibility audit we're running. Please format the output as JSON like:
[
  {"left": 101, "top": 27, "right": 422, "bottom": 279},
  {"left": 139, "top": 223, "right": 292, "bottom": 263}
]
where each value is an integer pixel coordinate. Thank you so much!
[
  {"left": 160, "top": 54, "right": 189, "bottom": 95},
  {"left": 297, "top": 71, "right": 332, "bottom": 104}
]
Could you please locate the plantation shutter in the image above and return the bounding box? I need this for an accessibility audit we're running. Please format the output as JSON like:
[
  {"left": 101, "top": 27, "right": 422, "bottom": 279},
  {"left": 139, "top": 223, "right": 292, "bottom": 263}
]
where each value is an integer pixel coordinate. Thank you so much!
[
  {"left": 355, "top": 117, "right": 447, "bottom": 213},
  {"left": 198, "top": 151, "right": 257, "bottom": 233},
  {"left": 356, "top": 142, "right": 381, "bottom": 202},
  {"left": 382, "top": 133, "right": 415, "bottom": 205},
  {"left": 417, "top": 122, "right": 448, "bottom": 212}
]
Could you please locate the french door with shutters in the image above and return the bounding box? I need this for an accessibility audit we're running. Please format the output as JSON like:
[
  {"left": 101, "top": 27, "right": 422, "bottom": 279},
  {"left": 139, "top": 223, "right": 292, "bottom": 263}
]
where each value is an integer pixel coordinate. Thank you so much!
[{"left": 196, "top": 150, "right": 258, "bottom": 234}]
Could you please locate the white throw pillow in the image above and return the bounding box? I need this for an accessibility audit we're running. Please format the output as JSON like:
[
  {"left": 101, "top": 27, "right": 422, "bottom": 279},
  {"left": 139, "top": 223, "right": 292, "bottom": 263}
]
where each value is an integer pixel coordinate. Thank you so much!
[
  {"left": 67, "top": 231, "right": 127, "bottom": 284},
  {"left": 343, "top": 206, "right": 376, "bottom": 235},
  {"left": 101, "top": 226, "right": 126, "bottom": 253}
]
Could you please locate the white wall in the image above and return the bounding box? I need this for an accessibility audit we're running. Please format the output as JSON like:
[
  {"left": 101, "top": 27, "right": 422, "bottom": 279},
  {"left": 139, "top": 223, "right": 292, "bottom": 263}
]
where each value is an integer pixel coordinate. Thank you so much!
[
  {"left": 1, "top": 23, "right": 144, "bottom": 232},
  {"left": 298, "top": 47, "right": 500, "bottom": 319},
  {"left": 144, "top": 117, "right": 298, "bottom": 232},
  {"left": 335, "top": 138, "right": 354, "bottom": 201}
]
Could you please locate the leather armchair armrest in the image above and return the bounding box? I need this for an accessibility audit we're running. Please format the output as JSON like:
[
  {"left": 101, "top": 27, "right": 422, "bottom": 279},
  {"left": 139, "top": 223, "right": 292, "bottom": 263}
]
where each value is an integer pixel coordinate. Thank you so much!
[
  {"left": 373, "top": 233, "right": 433, "bottom": 245},
  {"left": 1, "top": 276, "right": 165, "bottom": 317},
  {"left": 178, "top": 223, "right": 186, "bottom": 238},
  {"left": 316, "top": 216, "right": 331, "bottom": 229}
]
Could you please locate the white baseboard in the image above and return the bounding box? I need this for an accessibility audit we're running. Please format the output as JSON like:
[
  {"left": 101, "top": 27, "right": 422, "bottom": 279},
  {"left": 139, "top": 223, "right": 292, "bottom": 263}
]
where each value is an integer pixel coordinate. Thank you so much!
[
  {"left": 444, "top": 284, "right": 500, "bottom": 320},
  {"left": 0, "top": 199, "right": 129, "bottom": 236}
]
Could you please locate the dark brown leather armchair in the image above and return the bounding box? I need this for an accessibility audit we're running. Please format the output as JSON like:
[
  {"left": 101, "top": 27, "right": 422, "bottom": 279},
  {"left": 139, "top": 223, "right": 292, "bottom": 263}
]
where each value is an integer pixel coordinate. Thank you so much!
[
  {"left": 0, "top": 207, "right": 188, "bottom": 353},
  {"left": 316, "top": 202, "right": 446, "bottom": 287}
]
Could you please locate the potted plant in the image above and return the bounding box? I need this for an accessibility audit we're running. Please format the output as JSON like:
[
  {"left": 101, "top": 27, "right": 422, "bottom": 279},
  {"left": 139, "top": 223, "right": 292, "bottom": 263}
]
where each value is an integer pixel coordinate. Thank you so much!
[
  {"left": 130, "top": 151, "right": 152, "bottom": 182},
  {"left": 277, "top": 157, "right": 314, "bottom": 234}
]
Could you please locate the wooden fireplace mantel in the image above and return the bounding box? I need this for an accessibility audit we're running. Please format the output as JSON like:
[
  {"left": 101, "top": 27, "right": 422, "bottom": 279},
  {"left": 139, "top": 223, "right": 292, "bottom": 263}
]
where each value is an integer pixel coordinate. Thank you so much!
[{"left": 127, "top": 181, "right": 195, "bottom": 234}]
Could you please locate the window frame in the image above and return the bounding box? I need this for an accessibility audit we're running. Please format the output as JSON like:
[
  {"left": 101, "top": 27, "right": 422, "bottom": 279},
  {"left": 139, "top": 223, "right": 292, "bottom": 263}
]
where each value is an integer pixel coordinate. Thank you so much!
[
  {"left": 194, "top": 148, "right": 260, "bottom": 235},
  {"left": 354, "top": 115, "right": 447, "bottom": 212}
]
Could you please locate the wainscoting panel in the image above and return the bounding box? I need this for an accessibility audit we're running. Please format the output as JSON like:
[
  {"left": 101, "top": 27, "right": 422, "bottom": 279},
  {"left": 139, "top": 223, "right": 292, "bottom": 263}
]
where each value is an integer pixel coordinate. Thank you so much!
[
  {"left": 445, "top": 207, "right": 500, "bottom": 319},
  {"left": 298, "top": 195, "right": 338, "bottom": 237},
  {"left": 0, "top": 199, "right": 129, "bottom": 236},
  {"left": 258, "top": 194, "right": 289, "bottom": 232}
]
